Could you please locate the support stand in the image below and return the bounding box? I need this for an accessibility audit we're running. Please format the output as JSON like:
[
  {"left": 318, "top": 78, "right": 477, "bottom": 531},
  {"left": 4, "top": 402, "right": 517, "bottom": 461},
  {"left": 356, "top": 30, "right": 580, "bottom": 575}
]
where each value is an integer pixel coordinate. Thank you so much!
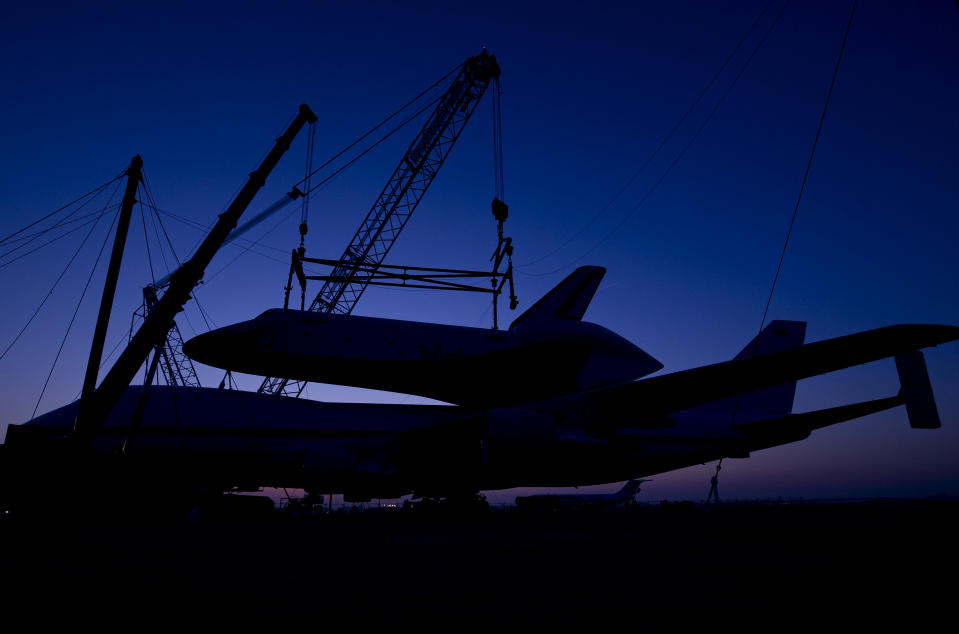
[{"left": 705, "top": 459, "right": 722, "bottom": 505}]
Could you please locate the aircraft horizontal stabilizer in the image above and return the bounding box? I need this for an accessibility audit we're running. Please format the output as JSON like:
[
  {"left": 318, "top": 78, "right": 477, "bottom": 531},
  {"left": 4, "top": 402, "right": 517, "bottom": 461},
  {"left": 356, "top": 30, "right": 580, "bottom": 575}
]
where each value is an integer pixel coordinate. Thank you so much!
[
  {"left": 735, "top": 394, "right": 904, "bottom": 439},
  {"left": 590, "top": 324, "right": 959, "bottom": 417}
]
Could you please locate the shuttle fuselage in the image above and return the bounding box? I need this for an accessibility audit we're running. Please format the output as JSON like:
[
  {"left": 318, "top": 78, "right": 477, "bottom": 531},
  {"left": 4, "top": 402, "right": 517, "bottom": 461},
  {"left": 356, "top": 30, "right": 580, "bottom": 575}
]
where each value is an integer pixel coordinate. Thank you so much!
[{"left": 184, "top": 308, "right": 662, "bottom": 406}]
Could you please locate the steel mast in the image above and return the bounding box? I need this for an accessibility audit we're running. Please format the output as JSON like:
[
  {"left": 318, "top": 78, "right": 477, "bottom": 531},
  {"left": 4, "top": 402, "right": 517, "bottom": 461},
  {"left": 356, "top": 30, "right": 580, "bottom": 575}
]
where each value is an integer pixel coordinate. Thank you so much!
[{"left": 74, "top": 155, "right": 143, "bottom": 432}]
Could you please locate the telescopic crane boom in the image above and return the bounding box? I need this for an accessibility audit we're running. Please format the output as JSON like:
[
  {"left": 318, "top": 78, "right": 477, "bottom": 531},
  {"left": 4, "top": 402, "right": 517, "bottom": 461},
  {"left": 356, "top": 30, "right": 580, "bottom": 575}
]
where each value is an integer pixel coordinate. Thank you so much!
[{"left": 72, "top": 104, "right": 318, "bottom": 443}]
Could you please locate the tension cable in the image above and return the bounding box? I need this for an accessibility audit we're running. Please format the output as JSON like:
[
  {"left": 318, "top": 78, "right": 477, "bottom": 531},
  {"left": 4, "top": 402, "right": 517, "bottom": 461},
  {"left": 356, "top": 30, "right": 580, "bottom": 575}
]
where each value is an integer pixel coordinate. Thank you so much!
[
  {"left": 0, "top": 205, "right": 119, "bottom": 269},
  {"left": 142, "top": 172, "right": 183, "bottom": 270},
  {"left": 139, "top": 194, "right": 157, "bottom": 285},
  {"left": 32, "top": 205, "right": 121, "bottom": 418},
  {"left": 142, "top": 202, "right": 293, "bottom": 265},
  {"left": 1, "top": 205, "right": 119, "bottom": 251},
  {"left": 1, "top": 182, "right": 124, "bottom": 362},
  {"left": 0, "top": 171, "right": 125, "bottom": 246},
  {"left": 754, "top": 0, "right": 857, "bottom": 337},
  {"left": 719, "top": 1, "right": 857, "bottom": 493},
  {"left": 518, "top": 0, "right": 779, "bottom": 270}
]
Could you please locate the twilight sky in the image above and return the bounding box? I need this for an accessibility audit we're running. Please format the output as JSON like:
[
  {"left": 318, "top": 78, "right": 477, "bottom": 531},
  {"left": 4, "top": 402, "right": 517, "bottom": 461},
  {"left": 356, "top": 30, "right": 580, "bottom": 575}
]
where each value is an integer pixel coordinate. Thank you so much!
[{"left": 2, "top": 0, "right": 958, "bottom": 502}]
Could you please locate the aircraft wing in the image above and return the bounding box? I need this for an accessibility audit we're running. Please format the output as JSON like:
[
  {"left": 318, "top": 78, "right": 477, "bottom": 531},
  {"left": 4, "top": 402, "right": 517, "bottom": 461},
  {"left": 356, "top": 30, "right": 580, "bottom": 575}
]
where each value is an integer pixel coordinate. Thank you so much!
[{"left": 586, "top": 324, "right": 959, "bottom": 419}]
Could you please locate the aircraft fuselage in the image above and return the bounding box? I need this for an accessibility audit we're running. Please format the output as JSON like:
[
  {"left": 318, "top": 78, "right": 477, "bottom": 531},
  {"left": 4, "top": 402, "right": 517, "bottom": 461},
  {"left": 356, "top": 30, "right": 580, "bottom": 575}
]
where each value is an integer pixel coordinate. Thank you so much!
[{"left": 5, "top": 385, "right": 730, "bottom": 499}]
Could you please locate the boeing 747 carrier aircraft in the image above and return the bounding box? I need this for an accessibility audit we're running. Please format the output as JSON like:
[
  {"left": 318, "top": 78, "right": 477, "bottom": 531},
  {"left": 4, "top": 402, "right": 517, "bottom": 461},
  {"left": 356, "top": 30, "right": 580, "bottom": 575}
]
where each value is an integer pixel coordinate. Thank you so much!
[{"left": 5, "top": 266, "right": 953, "bottom": 506}]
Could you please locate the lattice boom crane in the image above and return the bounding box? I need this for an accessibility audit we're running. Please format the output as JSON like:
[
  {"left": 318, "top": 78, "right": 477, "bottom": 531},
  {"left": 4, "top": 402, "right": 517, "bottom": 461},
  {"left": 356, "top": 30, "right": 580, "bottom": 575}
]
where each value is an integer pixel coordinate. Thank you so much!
[{"left": 259, "top": 51, "right": 502, "bottom": 397}]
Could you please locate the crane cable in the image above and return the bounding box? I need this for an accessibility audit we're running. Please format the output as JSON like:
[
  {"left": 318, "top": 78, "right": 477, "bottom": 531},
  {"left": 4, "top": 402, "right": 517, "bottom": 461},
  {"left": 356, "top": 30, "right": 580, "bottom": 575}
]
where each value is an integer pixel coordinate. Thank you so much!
[
  {"left": 172, "top": 62, "right": 459, "bottom": 282},
  {"left": 291, "top": 60, "right": 464, "bottom": 192},
  {"left": 299, "top": 120, "right": 316, "bottom": 245},
  {"left": 208, "top": 90, "right": 437, "bottom": 267},
  {"left": 492, "top": 76, "right": 505, "bottom": 202},
  {"left": 199, "top": 90, "right": 448, "bottom": 285},
  {"left": 299, "top": 91, "right": 446, "bottom": 199}
]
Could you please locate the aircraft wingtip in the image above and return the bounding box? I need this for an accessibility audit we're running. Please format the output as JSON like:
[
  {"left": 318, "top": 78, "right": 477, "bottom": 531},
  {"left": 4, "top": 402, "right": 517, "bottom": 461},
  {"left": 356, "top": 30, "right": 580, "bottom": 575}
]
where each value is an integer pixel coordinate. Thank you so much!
[
  {"left": 914, "top": 324, "right": 959, "bottom": 347},
  {"left": 873, "top": 324, "right": 959, "bottom": 349}
]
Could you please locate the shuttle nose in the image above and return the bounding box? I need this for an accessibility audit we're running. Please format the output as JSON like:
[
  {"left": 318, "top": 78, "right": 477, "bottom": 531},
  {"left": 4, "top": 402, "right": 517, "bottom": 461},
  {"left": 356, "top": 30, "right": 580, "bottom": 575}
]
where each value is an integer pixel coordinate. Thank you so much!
[{"left": 183, "top": 325, "right": 261, "bottom": 369}]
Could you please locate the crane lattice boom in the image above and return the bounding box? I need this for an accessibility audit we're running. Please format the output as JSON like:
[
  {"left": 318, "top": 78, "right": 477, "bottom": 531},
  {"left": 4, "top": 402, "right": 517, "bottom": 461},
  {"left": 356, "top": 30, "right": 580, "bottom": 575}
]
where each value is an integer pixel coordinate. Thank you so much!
[
  {"left": 259, "top": 51, "right": 501, "bottom": 397},
  {"left": 138, "top": 284, "right": 201, "bottom": 388}
]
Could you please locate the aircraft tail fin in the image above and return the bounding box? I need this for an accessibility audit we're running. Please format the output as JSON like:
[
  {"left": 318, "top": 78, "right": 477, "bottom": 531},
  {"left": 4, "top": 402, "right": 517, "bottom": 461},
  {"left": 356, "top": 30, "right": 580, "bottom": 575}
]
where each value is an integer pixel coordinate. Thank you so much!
[
  {"left": 620, "top": 479, "right": 647, "bottom": 499},
  {"left": 731, "top": 321, "right": 807, "bottom": 420},
  {"left": 674, "top": 321, "right": 807, "bottom": 424},
  {"left": 509, "top": 266, "right": 605, "bottom": 330},
  {"left": 734, "top": 320, "right": 808, "bottom": 360}
]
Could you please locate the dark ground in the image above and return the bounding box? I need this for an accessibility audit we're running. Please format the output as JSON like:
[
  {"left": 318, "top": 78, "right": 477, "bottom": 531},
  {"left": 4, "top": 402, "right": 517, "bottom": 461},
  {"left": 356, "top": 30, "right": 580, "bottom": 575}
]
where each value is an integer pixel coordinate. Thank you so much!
[{"left": 2, "top": 500, "right": 955, "bottom": 631}]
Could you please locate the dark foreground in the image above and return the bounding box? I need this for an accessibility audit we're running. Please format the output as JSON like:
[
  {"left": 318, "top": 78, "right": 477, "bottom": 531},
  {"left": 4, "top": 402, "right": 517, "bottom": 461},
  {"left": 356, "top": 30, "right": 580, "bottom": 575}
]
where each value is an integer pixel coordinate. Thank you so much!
[{"left": 2, "top": 500, "right": 955, "bottom": 630}]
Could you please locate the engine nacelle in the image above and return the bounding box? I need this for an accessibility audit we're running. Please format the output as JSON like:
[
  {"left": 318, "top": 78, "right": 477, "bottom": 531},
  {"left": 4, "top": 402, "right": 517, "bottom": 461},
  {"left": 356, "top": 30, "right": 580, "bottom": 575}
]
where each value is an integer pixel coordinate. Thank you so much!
[{"left": 487, "top": 408, "right": 557, "bottom": 445}]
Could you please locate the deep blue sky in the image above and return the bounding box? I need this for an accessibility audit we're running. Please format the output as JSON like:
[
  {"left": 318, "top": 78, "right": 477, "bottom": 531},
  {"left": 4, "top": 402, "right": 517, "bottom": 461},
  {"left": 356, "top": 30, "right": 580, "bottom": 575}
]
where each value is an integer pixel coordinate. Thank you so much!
[{"left": 2, "top": 1, "right": 958, "bottom": 501}]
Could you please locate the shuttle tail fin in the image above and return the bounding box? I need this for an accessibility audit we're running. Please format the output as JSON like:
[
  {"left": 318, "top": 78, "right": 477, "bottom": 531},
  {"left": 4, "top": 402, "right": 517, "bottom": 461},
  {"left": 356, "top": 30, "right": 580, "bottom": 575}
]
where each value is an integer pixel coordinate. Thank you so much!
[{"left": 509, "top": 266, "right": 605, "bottom": 330}]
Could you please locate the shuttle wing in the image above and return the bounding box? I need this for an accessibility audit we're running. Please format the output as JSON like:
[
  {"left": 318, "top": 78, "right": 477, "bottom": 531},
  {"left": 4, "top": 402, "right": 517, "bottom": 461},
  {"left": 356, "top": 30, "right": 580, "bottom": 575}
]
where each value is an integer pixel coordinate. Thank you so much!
[{"left": 587, "top": 324, "right": 959, "bottom": 418}]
